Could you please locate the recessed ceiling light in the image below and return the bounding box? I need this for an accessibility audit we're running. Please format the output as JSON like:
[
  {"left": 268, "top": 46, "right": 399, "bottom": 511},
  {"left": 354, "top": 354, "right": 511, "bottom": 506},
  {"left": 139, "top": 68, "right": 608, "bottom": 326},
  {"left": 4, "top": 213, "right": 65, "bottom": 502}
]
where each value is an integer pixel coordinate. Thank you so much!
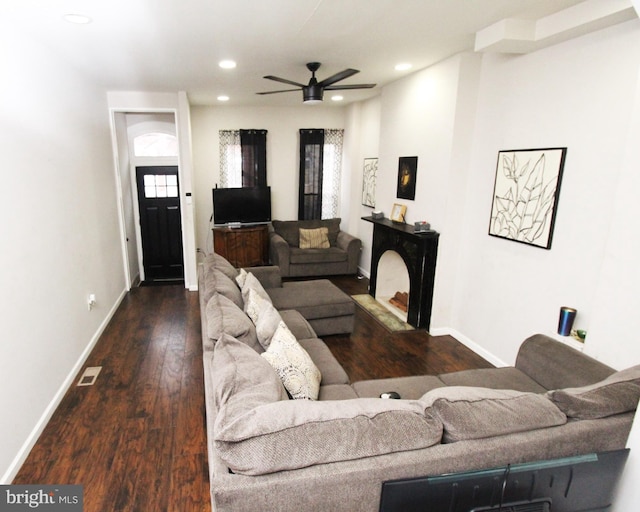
[
  {"left": 64, "top": 14, "right": 92, "bottom": 24},
  {"left": 395, "top": 63, "right": 412, "bottom": 71},
  {"left": 331, "top": 95, "right": 344, "bottom": 102},
  {"left": 219, "top": 60, "right": 237, "bottom": 69},
  {"left": 217, "top": 95, "right": 230, "bottom": 102}
]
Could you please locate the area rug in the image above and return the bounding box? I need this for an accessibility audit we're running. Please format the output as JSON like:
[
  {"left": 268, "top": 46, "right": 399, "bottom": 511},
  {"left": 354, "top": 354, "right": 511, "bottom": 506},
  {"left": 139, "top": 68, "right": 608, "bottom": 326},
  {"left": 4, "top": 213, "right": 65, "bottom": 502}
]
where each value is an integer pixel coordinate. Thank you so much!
[{"left": 351, "top": 294, "right": 414, "bottom": 332}]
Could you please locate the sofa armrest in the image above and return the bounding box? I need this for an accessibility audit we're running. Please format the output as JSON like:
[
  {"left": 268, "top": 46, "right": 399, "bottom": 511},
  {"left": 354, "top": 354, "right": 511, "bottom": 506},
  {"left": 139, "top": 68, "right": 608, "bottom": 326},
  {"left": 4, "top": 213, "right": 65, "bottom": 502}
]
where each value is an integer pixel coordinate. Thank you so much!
[
  {"left": 515, "top": 334, "right": 615, "bottom": 391},
  {"left": 336, "top": 231, "right": 362, "bottom": 274},
  {"left": 269, "top": 233, "right": 291, "bottom": 276},
  {"left": 243, "top": 265, "right": 283, "bottom": 289}
]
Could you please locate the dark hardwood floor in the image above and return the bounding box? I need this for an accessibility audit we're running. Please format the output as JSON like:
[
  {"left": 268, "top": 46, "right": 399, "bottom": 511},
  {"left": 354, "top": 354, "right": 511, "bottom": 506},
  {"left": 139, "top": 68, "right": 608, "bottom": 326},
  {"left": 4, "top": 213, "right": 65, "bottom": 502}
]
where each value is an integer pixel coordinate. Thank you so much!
[{"left": 13, "top": 275, "right": 492, "bottom": 511}]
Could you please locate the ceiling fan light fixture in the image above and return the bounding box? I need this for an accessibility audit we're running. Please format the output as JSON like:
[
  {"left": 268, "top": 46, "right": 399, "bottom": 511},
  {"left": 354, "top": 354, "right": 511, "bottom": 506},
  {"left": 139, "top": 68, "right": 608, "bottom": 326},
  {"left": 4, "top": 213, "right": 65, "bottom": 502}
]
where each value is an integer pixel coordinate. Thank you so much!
[{"left": 303, "top": 85, "right": 323, "bottom": 104}]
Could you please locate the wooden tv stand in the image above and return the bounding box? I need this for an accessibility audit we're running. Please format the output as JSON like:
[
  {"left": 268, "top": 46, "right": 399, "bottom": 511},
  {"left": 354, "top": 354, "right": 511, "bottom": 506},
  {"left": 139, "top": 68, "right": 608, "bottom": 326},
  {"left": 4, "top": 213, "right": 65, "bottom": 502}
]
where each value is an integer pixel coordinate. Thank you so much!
[{"left": 213, "top": 224, "right": 269, "bottom": 267}]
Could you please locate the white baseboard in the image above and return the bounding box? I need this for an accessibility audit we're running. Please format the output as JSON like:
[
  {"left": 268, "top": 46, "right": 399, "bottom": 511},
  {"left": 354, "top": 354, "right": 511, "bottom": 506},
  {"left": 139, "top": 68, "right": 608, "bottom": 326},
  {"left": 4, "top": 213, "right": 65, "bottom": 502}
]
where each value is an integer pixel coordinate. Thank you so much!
[
  {"left": 1, "top": 288, "right": 128, "bottom": 484},
  {"left": 429, "top": 327, "right": 509, "bottom": 368}
]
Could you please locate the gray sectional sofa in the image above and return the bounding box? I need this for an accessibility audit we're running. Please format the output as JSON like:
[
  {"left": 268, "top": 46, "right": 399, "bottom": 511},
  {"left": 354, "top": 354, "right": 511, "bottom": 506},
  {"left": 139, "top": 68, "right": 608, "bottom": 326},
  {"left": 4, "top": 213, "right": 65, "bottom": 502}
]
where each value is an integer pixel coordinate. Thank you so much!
[
  {"left": 199, "top": 252, "right": 639, "bottom": 512},
  {"left": 269, "top": 218, "right": 361, "bottom": 277}
]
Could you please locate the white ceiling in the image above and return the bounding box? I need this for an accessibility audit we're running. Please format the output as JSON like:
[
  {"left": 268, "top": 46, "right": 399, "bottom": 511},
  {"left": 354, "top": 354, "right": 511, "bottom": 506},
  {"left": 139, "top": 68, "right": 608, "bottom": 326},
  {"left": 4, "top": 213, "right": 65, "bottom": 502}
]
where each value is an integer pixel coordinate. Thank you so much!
[{"left": 6, "top": 0, "right": 636, "bottom": 107}]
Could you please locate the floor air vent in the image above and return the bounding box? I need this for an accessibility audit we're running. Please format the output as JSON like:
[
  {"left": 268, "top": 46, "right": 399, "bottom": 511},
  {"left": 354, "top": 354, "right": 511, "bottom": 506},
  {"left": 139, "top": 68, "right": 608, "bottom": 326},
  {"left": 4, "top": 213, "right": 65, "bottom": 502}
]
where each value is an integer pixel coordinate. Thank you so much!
[{"left": 77, "top": 366, "right": 102, "bottom": 386}]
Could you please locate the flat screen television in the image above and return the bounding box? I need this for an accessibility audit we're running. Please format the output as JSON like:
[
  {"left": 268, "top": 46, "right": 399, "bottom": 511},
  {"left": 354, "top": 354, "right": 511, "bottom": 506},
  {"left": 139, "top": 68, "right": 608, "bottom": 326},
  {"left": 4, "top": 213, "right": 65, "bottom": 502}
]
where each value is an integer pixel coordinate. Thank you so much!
[
  {"left": 212, "top": 186, "right": 271, "bottom": 226},
  {"left": 379, "top": 449, "right": 629, "bottom": 512}
]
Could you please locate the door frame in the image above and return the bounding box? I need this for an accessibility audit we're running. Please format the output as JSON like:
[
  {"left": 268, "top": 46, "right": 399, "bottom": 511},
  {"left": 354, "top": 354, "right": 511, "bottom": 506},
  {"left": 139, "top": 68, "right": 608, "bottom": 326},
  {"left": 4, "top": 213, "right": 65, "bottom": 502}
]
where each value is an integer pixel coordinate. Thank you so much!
[{"left": 108, "top": 97, "right": 197, "bottom": 291}]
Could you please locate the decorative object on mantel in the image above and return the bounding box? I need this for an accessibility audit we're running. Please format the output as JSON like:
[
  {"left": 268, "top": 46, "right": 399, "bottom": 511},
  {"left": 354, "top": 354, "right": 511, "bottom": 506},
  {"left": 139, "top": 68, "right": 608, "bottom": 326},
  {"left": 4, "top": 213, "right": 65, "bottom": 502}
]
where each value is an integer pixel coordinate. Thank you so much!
[
  {"left": 488, "top": 147, "right": 567, "bottom": 249},
  {"left": 362, "top": 158, "right": 377, "bottom": 207},
  {"left": 558, "top": 306, "right": 577, "bottom": 336},
  {"left": 371, "top": 210, "right": 384, "bottom": 220},
  {"left": 414, "top": 221, "right": 431, "bottom": 233},
  {"left": 397, "top": 156, "right": 417, "bottom": 200},
  {"left": 390, "top": 203, "right": 407, "bottom": 223}
]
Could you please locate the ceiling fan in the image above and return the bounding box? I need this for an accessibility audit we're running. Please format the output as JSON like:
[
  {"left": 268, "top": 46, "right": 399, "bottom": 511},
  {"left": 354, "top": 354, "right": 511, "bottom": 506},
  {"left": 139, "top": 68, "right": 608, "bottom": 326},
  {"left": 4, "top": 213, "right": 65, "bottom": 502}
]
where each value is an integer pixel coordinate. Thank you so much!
[{"left": 257, "top": 62, "right": 376, "bottom": 103}]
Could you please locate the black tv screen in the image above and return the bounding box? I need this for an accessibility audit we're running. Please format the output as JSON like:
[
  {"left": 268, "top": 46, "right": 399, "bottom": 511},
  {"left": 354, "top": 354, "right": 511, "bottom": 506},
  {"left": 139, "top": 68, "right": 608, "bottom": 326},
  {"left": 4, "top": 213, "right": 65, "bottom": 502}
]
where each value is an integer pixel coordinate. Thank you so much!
[
  {"left": 213, "top": 186, "right": 271, "bottom": 226},
  {"left": 379, "top": 449, "right": 629, "bottom": 512}
]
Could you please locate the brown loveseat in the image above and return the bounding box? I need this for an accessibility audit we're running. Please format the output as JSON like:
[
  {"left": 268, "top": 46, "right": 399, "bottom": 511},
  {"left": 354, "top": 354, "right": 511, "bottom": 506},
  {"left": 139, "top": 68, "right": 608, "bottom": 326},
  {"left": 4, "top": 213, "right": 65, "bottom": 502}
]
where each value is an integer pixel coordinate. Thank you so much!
[
  {"left": 269, "top": 218, "right": 361, "bottom": 277},
  {"left": 198, "top": 253, "right": 639, "bottom": 512}
]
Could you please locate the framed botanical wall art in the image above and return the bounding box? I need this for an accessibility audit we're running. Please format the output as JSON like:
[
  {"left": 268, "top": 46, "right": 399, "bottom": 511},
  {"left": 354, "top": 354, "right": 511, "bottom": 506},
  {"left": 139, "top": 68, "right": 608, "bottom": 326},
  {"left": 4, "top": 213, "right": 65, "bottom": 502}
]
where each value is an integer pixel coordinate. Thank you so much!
[
  {"left": 489, "top": 147, "right": 567, "bottom": 249},
  {"left": 397, "top": 156, "right": 417, "bottom": 200},
  {"left": 362, "top": 157, "right": 378, "bottom": 207}
]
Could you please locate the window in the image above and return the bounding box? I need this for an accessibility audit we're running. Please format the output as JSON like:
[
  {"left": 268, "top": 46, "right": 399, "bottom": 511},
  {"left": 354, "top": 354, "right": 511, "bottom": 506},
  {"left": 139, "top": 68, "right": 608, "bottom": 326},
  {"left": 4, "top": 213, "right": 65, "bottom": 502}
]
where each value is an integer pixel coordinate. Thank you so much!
[
  {"left": 133, "top": 132, "right": 178, "bottom": 157},
  {"left": 219, "top": 129, "right": 267, "bottom": 187},
  {"left": 143, "top": 174, "right": 179, "bottom": 198},
  {"left": 298, "top": 129, "right": 344, "bottom": 220}
]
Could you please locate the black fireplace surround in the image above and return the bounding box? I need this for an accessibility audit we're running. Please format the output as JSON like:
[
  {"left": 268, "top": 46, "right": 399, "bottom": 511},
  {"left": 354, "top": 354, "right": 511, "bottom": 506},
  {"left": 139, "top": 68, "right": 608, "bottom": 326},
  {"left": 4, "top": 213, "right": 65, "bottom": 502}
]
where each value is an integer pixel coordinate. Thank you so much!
[{"left": 362, "top": 217, "right": 439, "bottom": 330}]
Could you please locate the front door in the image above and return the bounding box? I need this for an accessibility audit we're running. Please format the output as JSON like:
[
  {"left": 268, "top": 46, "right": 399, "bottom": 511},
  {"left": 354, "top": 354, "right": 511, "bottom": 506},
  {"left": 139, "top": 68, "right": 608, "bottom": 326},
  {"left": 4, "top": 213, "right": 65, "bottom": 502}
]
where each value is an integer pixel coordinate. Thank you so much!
[{"left": 136, "top": 166, "right": 184, "bottom": 283}]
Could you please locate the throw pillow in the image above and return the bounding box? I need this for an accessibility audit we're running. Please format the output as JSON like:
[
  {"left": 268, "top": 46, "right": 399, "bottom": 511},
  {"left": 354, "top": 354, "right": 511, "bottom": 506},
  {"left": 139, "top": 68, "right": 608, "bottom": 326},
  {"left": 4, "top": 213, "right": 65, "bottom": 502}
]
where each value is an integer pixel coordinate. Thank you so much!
[
  {"left": 420, "top": 386, "right": 567, "bottom": 443},
  {"left": 254, "top": 300, "right": 283, "bottom": 350},
  {"left": 240, "top": 272, "right": 272, "bottom": 313},
  {"left": 261, "top": 321, "right": 321, "bottom": 400},
  {"left": 546, "top": 364, "right": 640, "bottom": 419},
  {"left": 299, "top": 227, "right": 330, "bottom": 249},
  {"left": 244, "top": 287, "right": 271, "bottom": 325},
  {"left": 235, "top": 267, "right": 248, "bottom": 288}
]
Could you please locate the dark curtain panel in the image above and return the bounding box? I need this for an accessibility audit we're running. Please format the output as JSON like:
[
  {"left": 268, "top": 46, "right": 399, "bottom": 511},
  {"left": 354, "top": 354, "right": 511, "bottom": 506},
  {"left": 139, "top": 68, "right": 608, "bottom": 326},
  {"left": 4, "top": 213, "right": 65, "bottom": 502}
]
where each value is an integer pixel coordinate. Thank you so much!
[
  {"left": 298, "top": 129, "right": 325, "bottom": 220},
  {"left": 240, "top": 129, "right": 267, "bottom": 188}
]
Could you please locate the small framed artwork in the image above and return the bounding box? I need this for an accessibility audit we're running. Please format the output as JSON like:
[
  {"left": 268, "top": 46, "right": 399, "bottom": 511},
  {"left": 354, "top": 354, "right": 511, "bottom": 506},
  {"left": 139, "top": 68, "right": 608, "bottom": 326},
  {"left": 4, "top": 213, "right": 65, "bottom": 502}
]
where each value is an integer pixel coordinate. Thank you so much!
[
  {"left": 390, "top": 203, "right": 407, "bottom": 223},
  {"left": 488, "top": 147, "right": 567, "bottom": 249},
  {"left": 362, "top": 157, "right": 378, "bottom": 207},
  {"left": 397, "top": 156, "right": 418, "bottom": 200}
]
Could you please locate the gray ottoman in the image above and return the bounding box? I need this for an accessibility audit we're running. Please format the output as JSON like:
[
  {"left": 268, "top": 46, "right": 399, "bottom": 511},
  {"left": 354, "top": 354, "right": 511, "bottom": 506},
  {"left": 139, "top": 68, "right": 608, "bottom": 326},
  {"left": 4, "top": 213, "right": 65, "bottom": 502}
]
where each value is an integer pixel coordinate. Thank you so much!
[{"left": 266, "top": 279, "right": 355, "bottom": 336}]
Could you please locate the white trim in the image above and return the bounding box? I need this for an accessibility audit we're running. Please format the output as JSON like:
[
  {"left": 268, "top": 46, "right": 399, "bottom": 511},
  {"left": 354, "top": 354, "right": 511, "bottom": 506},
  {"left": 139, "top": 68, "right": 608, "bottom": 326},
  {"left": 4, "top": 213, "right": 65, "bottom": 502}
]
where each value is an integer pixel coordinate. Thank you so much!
[
  {"left": 1, "top": 289, "right": 128, "bottom": 484},
  {"left": 429, "top": 327, "right": 509, "bottom": 368}
]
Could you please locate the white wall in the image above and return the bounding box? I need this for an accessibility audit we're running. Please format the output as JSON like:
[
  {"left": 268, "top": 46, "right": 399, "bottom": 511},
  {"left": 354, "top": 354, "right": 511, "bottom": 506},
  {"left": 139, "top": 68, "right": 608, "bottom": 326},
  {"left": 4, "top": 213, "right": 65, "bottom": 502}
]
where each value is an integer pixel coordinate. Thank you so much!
[
  {"left": 0, "top": 29, "right": 126, "bottom": 481},
  {"left": 456, "top": 19, "right": 640, "bottom": 366},
  {"left": 190, "top": 106, "right": 346, "bottom": 253}
]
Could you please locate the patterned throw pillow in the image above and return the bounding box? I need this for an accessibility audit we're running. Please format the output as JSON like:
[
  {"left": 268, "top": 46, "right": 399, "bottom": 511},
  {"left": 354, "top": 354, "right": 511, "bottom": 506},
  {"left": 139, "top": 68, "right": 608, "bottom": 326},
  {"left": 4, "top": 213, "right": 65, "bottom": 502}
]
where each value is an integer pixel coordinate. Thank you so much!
[
  {"left": 262, "top": 321, "right": 321, "bottom": 400},
  {"left": 299, "top": 227, "right": 330, "bottom": 249}
]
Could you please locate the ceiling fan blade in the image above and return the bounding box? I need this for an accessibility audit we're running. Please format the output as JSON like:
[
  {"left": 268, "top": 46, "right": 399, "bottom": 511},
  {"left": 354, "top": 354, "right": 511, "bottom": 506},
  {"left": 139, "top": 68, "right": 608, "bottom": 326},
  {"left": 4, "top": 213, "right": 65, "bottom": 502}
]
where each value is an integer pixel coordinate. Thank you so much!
[
  {"left": 324, "top": 83, "right": 376, "bottom": 90},
  {"left": 256, "top": 88, "right": 301, "bottom": 95},
  {"left": 317, "top": 68, "right": 359, "bottom": 87},
  {"left": 263, "top": 75, "right": 306, "bottom": 88}
]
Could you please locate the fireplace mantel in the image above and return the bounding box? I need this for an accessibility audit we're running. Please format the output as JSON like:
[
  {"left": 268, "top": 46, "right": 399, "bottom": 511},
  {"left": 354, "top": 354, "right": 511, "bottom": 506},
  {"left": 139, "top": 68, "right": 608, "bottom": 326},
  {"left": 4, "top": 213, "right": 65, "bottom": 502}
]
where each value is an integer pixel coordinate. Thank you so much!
[{"left": 362, "top": 216, "right": 439, "bottom": 330}]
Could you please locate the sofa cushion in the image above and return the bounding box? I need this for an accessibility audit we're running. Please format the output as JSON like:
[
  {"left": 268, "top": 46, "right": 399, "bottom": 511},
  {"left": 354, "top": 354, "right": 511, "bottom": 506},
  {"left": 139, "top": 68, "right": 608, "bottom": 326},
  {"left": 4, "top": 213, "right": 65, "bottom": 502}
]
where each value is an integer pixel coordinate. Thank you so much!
[
  {"left": 439, "top": 367, "right": 547, "bottom": 394},
  {"left": 244, "top": 286, "right": 272, "bottom": 325},
  {"left": 299, "top": 338, "right": 350, "bottom": 385},
  {"left": 420, "top": 386, "right": 567, "bottom": 443},
  {"left": 515, "top": 334, "right": 615, "bottom": 390},
  {"left": 203, "top": 267, "right": 243, "bottom": 308},
  {"left": 546, "top": 365, "right": 640, "bottom": 419},
  {"left": 214, "top": 398, "right": 442, "bottom": 475},
  {"left": 205, "top": 293, "right": 261, "bottom": 353},
  {"left": 272, "top": 218, "right": 341, "bottom": 247},
  {"left": 299, "top": 227, "right": 330, "bottom": 249},
  {"left": 278, "top": 310, "right": 317, "bottom": 340},
  {"left": 204, "top": 252, "right": 239, "bottom": 281},
  {"left": 211, "top": 333, "right": 287, "bottom": 414},
  {"left": 318, "top": 384, "right": 359, "bottom": 400},
  {"left": 353, "top": 375, "right": 446, "bottom": 400},
  {"left": 288, "top": 246, "right": 348, "bottom": 265},
  {"left": 262, "top": 322, "right": 322, "bottom": 400}
]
